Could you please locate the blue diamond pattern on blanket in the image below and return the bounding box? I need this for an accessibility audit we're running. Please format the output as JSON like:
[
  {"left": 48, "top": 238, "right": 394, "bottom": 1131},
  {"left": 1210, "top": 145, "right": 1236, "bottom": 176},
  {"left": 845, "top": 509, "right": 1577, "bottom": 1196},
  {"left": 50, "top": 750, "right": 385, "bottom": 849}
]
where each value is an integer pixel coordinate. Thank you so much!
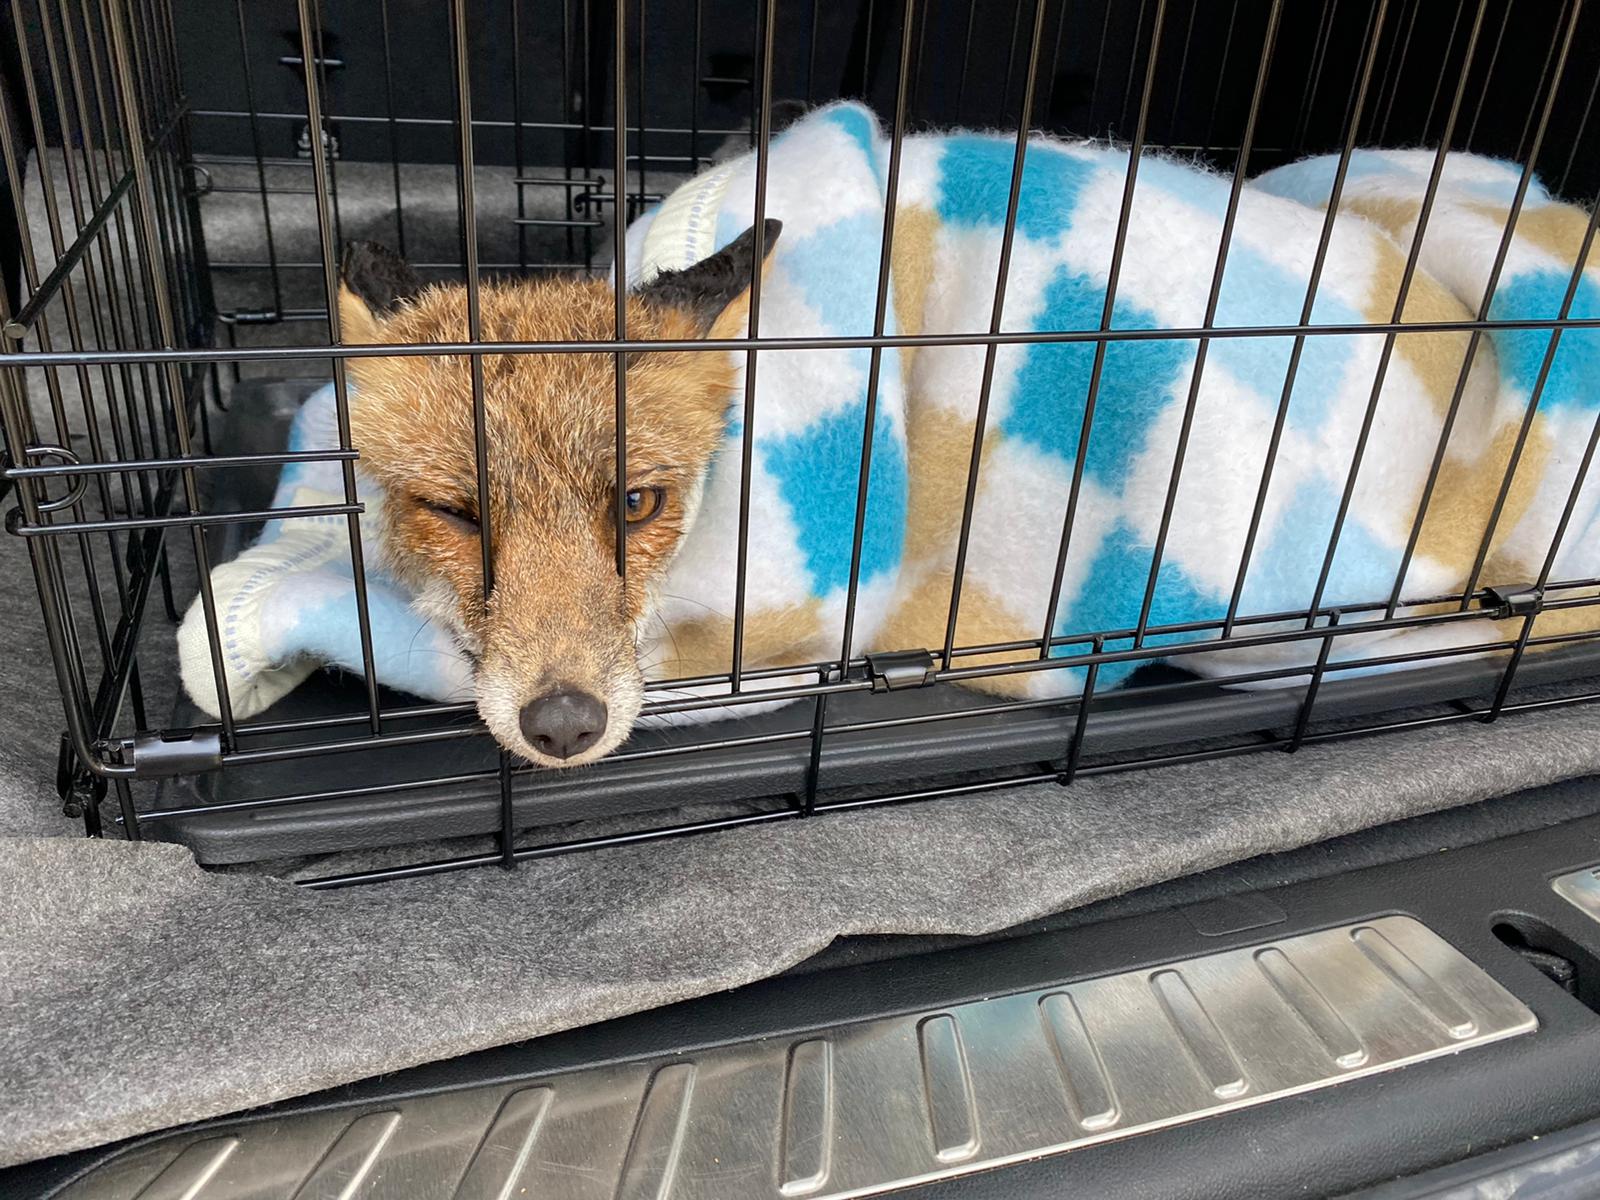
[
  {"left": 731, "top": 208, "right": 909, "bottom": 595},
  {"left": 1239, "top": 476, "right": 1407, "bottom": 617},
  {"left": 1490, "top": 269, "right": 1600, "bottom": 413},
  {"left": 1005, "top": 267, "right": 1194, "bottom": 487},
  {"left": 1060, "top": 521, "right": 1226, "bottom": 689},
  {"left": 935, "top": 135, "right": 1099, "bottom": 242},
  {"left": 762, "top": 399, "right": 907, "bottom": 595}
]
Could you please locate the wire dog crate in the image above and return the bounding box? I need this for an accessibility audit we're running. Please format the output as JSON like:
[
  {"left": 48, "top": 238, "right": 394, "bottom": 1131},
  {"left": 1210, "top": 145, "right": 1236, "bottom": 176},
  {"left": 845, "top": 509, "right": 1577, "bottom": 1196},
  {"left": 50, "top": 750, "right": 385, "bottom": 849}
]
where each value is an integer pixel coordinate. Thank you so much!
[{"left": 3, "top": 0, "right": 1600, "bottom": 886}]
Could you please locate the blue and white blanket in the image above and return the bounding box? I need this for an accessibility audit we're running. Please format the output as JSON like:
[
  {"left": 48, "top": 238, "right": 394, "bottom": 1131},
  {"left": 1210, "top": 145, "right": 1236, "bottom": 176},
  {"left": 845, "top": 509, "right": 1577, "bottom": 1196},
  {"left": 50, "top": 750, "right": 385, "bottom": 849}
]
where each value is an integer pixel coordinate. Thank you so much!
[
  {"left": 182, "top": 103, "right": 1600, "bottom": 720},
  {"left": 177, "top": 391, "right": 473, "bottom": 717}
]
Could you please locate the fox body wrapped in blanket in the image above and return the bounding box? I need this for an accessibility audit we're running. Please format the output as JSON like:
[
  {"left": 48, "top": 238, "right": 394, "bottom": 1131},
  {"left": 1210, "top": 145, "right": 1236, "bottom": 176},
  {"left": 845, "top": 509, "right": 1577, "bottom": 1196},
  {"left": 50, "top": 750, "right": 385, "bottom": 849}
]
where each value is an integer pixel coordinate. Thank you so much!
[
  {"left": 628, "top": 104, "right": 1600, "bottom": 696},
  {"left": 181, "top": 102, "right": 1599, "bottom": 723}
]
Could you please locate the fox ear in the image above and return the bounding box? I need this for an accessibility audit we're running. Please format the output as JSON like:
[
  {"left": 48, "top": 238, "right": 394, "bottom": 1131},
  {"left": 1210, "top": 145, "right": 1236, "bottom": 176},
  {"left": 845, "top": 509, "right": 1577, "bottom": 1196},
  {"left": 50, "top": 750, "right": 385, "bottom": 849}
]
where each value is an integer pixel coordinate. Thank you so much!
[
  {"left": 338, "top": 241, "right": 424, "bottom": 342},
  {"left": 633, "top": 218, "right": 782, "bottom": 337}
]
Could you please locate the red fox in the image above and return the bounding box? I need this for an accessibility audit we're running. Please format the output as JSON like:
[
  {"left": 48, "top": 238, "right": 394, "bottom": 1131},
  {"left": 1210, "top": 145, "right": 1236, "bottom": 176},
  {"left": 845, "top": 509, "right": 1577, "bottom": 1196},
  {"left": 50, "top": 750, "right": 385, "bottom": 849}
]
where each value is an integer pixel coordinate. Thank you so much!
[
  {"left": 340, "top": 227, "right": 778, "bottom": 767},
  {"left": 335, "top": 107, "right": 1600, "bottom": 771}
]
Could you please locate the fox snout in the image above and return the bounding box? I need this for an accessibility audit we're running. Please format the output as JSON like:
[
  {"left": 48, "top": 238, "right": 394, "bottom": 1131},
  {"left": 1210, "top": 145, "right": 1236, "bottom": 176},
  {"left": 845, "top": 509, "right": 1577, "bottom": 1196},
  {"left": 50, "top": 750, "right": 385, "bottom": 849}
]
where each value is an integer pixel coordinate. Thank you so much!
[
  {"left": 338, "top": 222, "right": 781, "bottom": 767},
  {"left": 468, "top": 545, "right": 647, "bottom": 768},
  {"left": 481, "top": 672, "right": 637, "bottom": 769},
  {"left": 520, "top": 689, "right": 609, "bottom": 761}
]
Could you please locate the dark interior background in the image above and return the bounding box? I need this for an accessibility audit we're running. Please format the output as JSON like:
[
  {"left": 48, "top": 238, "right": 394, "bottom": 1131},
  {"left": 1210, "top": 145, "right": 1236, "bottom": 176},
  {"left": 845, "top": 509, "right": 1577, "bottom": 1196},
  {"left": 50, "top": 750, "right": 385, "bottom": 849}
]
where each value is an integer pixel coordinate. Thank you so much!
[{"left": 166, "top": 0, "right": 1600, "bottom": 207}]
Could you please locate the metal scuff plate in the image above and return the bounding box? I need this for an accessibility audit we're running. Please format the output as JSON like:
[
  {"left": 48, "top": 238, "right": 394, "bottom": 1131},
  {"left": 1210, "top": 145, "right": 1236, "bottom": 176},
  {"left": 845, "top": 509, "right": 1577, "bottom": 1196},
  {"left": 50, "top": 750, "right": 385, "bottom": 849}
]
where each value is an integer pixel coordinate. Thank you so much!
[
  {"left": 57, "top": 916, "right": 1536, "bottom": 1200},
  {"left": 1553, "top": 865, "right": 1600, "bottom": 925}
]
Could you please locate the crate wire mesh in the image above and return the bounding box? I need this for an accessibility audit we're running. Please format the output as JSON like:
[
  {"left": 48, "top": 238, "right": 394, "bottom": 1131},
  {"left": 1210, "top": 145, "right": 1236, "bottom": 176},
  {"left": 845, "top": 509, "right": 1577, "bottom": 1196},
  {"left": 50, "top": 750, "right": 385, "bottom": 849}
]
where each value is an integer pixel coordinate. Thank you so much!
[{"left": 2, "top": 0, "right": 1600, "bottom": 885}]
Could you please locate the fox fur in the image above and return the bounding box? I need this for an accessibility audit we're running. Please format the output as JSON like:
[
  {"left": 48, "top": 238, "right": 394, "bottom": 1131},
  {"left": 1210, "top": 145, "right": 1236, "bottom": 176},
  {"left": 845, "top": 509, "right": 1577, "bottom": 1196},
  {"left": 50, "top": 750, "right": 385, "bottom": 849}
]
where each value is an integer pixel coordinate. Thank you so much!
[{"left": 339, "top": 247, "right": 775, "bottom": 762}]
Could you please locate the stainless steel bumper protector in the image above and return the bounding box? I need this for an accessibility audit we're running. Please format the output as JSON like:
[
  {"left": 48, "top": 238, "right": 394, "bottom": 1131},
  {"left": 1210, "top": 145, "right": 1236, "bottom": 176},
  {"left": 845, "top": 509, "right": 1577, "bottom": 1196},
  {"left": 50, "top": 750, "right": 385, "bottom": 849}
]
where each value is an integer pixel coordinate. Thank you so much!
[{"left": 57, "top": 916, "right": 1536, "bottom": 1200}]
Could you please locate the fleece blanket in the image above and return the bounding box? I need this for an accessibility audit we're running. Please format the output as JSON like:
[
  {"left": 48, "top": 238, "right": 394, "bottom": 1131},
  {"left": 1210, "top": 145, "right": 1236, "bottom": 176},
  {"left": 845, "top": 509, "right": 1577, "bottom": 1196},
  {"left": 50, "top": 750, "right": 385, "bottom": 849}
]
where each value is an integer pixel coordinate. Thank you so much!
[
  {"left": 177, "top": 391, "right": 473, "bottom": 719},
  {"left": 180, "top": 103, "right": 1600, "bottom": 721}
]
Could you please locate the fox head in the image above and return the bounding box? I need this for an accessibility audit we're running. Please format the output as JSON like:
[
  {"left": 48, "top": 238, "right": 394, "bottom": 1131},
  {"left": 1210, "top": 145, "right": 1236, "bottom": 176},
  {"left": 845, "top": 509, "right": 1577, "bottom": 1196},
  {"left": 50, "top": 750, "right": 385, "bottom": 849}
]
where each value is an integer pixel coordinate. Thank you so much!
[{"left": 339, "top": 223, "right": 779, "bottom": 767}]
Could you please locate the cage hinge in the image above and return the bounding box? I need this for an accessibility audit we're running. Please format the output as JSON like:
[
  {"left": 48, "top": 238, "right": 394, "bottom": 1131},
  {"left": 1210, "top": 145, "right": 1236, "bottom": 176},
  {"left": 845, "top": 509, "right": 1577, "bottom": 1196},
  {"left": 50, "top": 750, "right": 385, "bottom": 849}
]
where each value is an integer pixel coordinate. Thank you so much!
[
  {"left": 126, "top": 730, "right": 223, "bottom": 778},
  {"left": 865, "top": 648, "right": 936, "bottom": 693},
  {"left": 1482, "top": 582, "right": 1544, "bottom": 619}
]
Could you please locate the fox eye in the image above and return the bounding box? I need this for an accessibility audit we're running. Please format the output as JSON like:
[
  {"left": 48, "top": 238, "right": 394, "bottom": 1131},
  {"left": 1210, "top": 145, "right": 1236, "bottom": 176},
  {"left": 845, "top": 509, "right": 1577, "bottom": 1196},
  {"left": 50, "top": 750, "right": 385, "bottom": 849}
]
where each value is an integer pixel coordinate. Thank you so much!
[
  {"left": 419, "top": 498, "right": 479, "bottom": 534},
  {"left": 623, "top": 485, "right": 665, "bottom": 527}
]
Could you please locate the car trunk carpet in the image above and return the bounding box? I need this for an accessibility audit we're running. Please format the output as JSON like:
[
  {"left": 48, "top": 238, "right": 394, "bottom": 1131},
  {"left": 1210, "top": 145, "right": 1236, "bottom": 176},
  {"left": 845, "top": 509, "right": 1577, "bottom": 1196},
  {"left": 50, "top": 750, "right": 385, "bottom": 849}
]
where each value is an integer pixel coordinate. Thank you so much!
[
  {"left": 10, "top": 699, "right": 1600, "bottom": 1167},
  {"left": 6, "top": 154, "right": 1600, "bottom": 1168}
]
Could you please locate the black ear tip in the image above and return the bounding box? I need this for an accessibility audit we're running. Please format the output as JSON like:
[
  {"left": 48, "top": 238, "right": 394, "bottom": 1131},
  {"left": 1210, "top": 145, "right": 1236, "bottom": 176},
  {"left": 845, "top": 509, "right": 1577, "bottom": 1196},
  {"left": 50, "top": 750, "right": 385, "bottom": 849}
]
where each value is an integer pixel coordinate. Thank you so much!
[
  {"left": 340, "top": 240, "right": 424, "bottom": 315},
  {"left": 632, "top": 217, "right": 782, "bottom": 332},
  {"left": 735, "top": 219, "right": 782, "bottom": 254}
]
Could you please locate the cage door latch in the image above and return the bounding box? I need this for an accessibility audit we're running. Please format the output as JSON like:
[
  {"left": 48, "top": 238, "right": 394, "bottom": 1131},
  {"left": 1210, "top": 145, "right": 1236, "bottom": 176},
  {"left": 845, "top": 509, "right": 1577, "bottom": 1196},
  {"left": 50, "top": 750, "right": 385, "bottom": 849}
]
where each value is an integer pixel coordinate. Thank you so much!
[
  {"left": 1482, "top": 582, "right": 1544, "bottom": 619},
  {"left": 127, "top": 730, "right": 223, "bottom": 777},
  {"left": 865, "top": 649, "right": 936, "bottom": 693}
]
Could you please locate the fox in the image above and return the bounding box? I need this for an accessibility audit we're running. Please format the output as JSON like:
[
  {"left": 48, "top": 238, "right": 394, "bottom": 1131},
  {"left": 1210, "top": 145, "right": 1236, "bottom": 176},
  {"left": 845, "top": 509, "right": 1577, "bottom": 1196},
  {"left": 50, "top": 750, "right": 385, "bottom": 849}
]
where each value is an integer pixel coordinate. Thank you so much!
[
  {"left": 335, "top": 104, "right": 1600, "bottom": 772},
  {"left": 340, "top": 228, "right": 779, "bottom": 768}
]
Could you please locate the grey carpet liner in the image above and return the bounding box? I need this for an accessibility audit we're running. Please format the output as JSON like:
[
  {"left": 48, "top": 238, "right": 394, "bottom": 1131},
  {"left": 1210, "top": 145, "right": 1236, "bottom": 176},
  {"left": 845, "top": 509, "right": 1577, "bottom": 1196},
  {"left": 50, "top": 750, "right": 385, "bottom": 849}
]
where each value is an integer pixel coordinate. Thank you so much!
[
  {"left": 9, "top": 697, "right": 1600, "bottom": 1168},
  {"left": 6, "top": 150, "right": 1600, "bottom": 1169}
]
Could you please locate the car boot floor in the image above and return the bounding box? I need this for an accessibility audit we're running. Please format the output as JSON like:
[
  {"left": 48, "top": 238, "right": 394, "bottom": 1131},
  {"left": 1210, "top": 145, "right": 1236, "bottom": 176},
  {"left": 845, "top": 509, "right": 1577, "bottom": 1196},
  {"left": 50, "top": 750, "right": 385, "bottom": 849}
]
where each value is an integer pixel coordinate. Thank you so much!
[
  {"left": 5, "top": 719, "right": 1600, "bottom": 1176},
  {"left": 11, "top": 794, "right": 1600, "bottom": 1200}
]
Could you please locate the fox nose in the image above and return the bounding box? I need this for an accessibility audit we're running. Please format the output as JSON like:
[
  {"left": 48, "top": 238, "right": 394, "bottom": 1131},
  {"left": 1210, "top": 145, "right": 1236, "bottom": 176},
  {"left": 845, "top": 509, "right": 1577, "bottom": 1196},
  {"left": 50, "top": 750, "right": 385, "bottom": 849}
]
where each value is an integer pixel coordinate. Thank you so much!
[{"left": 519, "top": 688, "right": 609, "bottom": 761}]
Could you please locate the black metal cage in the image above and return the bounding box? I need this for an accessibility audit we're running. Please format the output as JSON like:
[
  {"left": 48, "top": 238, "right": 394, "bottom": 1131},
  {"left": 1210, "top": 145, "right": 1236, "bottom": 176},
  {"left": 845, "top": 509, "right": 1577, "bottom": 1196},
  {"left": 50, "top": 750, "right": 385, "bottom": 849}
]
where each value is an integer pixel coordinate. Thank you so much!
[{"left": 3, "top": 0, "right": 1599, "bottom": 887}]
